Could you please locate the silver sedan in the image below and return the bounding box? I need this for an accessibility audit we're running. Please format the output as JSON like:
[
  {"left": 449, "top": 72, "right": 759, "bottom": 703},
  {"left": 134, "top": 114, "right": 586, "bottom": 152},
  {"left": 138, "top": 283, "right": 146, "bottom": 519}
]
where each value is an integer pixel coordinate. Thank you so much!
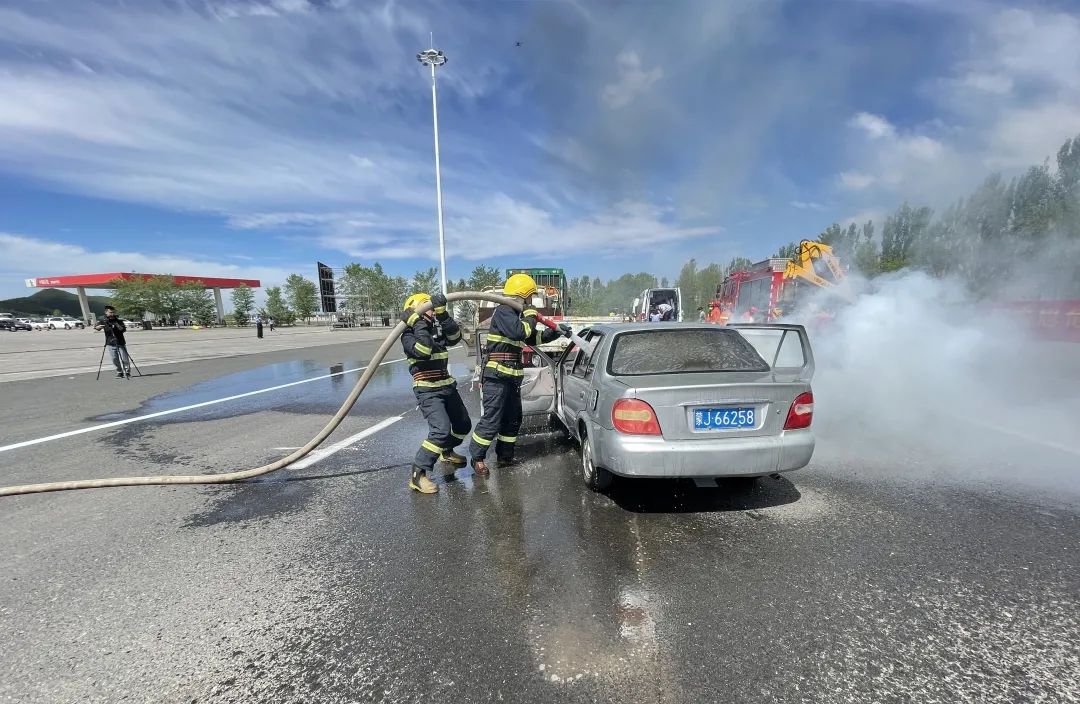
[{"left": 520, "top": 323, "right": 816, "bottom": 491}]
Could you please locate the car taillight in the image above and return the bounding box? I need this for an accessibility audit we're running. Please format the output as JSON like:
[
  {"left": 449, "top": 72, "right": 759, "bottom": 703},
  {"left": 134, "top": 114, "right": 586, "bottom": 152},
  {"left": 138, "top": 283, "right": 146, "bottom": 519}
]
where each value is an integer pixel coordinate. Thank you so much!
[
  {"left": 612, "top": 399, "right": 662, "bottom": 436},
  {"left": 784, "top": 391, "right": 814, "bottom": 430}
]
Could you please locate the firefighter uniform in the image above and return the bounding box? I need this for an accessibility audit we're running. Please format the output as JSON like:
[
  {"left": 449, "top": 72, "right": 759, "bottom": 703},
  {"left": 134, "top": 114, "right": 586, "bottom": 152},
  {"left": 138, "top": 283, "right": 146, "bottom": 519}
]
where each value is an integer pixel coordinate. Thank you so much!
[
  {"left": 400, "top": 293, "right": 470, "bottom": 494},
  {"left": 468, "top": 276, "right": 563, "bottom": 472}
]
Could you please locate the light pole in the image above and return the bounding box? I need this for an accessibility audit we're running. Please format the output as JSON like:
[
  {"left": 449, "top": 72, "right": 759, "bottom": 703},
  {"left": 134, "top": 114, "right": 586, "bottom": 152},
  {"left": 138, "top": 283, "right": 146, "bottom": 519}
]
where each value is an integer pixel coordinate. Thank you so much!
[{"left": 417, "top": 45, "right": 449, "bottom": 294}]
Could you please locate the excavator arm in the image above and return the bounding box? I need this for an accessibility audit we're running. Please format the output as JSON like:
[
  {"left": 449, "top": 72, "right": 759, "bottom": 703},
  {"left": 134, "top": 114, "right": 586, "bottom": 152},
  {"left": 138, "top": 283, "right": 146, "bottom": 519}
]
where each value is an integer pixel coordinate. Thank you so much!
[{"left": 784, "top": 240, "right": 855, "bottom": 302}]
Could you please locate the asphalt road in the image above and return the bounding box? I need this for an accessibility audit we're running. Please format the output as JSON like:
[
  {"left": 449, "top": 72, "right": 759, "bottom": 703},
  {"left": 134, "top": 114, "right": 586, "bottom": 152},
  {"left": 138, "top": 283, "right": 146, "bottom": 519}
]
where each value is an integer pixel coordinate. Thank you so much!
[{"left": 1, "top": 337, "right": 1077, "bottom": 703}]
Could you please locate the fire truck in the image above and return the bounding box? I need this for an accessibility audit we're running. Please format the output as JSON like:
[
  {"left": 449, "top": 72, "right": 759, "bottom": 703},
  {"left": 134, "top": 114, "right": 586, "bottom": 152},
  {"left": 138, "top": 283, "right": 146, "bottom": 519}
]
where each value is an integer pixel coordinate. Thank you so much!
[{"left": 707, "top": 240, "right": 854, "bottom": 323}]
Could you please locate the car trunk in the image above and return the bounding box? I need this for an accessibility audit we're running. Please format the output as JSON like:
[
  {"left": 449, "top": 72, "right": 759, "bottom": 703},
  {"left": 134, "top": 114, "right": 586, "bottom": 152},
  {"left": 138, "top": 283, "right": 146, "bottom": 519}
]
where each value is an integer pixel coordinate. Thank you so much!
[{"left": 610, "top": 370, "right": 810, "bottom": 442}]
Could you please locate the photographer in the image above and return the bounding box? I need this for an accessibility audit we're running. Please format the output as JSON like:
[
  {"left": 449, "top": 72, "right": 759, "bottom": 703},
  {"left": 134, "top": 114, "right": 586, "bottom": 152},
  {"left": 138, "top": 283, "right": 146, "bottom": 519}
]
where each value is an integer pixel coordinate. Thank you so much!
[{"left": 95, "top": 306, "right": 130, "bottom": 379}]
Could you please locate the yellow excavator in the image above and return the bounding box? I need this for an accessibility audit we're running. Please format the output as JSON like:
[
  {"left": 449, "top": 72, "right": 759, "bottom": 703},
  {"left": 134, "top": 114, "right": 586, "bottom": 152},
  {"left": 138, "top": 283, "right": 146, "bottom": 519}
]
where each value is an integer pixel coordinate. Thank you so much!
[{"left": 783, "top": 240, "right": 856, "bottom": 303}]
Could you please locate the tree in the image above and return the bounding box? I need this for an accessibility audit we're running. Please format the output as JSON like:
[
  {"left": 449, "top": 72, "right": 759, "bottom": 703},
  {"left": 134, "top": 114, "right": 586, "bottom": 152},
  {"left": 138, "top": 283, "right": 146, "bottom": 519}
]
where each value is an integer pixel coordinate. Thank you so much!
[
  {"left": 146, "top": 275, "right": 186, "bottom": 323},
  {"left": 880, "top": 202, "right": 932, "bottom": 272},
  {"left": 410, "top": 267, "right": 440, "bottom": 295},
  {"left": 283, "top": 274, "right": 318, "bottom": 323},
  {"left": 231, "top": 284, "right": 254, "bottom": 326},
  {"left": 179, "top": 281, "right": 217, "bottom": 326},
  {"left": 264, "top": 286, "right": 295, "bottom": 325},
  {"left": 467, "top": 265, "right": 502, "bottom": 290},
  {"left": 109, "top": 277, "right": 151, "bottom": 320},
  {"left": 338, "top": 262, "right": 407, "bottom": 314},
  {"left": 723, "top": 257, "right": 753, "bottom": 276}
]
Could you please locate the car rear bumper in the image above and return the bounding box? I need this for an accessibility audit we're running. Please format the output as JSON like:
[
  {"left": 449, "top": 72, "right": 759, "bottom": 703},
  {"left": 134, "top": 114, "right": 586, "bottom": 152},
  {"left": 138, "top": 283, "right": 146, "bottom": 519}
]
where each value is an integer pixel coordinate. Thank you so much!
[{"left": 593, "top": 427, "right": 814, "bottom": 478}]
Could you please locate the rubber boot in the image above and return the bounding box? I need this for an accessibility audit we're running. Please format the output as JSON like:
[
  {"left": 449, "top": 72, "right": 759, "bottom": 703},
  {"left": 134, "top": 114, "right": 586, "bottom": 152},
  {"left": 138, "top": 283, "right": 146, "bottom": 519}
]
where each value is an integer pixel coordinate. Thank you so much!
[
  {"left": 472, "top": 458, "right": 489, "bottom": 477},
  {"left": 409, "top": 467, "right": 438, "bottom": 494},
  {"left": 497, "top": 456, "right": 518, "bottom": 469},
  {"left": 441, "top": 450, "right": 467, "bottom": 467}
]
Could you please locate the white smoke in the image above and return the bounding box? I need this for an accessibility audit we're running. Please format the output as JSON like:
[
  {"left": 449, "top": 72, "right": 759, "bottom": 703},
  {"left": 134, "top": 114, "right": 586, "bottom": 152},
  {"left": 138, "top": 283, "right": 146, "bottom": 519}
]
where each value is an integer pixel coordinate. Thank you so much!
[{"left": 802, "top": 270, "right": 1080, "bottom": 499}]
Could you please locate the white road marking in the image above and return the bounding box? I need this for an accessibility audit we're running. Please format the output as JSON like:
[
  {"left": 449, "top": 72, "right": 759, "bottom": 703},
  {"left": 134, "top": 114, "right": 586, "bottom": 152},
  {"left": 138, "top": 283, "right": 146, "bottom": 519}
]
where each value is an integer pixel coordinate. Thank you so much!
[
  {"left": 0, "top": 358, "right": 408, "bottom": 453},
  {"left": 287, "top": 415, "right": 405, "bottom": 469}
]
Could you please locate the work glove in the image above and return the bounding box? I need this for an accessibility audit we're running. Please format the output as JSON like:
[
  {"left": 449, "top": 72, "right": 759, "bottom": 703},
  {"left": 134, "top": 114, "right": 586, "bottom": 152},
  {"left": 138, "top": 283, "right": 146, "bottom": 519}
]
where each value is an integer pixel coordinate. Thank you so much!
[
  {"left": 559, "top": 323, "right": 573, "bottom": 339},
  {"left": 431, "top": 293, "right": 448, "bottom": 316},
  {"left": 400, "top": 309, "right": 420, "bottom": 327}
]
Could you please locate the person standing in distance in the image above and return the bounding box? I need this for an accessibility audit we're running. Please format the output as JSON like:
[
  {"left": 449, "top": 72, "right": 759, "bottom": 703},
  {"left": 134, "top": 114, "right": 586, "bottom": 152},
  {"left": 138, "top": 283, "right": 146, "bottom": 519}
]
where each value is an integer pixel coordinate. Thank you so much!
[
  {"left": 468, "top": 274, "right": 569, "bottom": 476},
  {"left": 94, "top": 305, "right": 130, "bottom": 379},
  {"left": 399, "top": 292, "right": 472, "bottom": 494},
  {"left": 255, "top": 314, "right": 263, "bottom": 339}
]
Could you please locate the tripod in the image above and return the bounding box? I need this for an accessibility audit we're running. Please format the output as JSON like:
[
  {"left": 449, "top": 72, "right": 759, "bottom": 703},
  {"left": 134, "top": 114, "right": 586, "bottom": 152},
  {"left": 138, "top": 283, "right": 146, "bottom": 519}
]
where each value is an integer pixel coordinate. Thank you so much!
[{"left": 95, "top": 344, "right": 142, "bottom": 380}]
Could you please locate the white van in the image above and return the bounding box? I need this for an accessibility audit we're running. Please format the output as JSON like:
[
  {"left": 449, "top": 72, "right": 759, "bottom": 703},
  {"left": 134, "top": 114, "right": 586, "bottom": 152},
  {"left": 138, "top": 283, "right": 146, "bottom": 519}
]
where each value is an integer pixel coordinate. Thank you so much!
[{"left": 633, "top": 287, "right": 682, "bottom": 322}]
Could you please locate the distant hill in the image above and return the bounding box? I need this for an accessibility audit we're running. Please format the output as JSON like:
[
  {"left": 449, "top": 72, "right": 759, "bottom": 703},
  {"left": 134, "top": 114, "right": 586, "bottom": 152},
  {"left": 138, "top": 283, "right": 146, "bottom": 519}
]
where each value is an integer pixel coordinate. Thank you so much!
[{"left": 0, "top": 288, "right": 112, "bottom": 318}]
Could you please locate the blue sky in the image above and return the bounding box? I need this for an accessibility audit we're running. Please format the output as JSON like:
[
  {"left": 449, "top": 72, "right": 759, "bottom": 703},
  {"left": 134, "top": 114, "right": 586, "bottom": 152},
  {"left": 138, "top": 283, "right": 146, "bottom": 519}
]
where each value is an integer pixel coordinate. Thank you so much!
[{"left": 2, "top": 0, "right": 1080, "bottom": 300}]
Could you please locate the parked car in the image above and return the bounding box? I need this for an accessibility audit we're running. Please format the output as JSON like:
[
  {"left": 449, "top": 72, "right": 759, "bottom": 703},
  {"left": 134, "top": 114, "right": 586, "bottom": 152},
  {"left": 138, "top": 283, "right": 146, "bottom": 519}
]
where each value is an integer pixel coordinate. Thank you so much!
[
  {"left": 29, "top": 319, "right": 50, "bottom": 331},
  {"left": 62, "top": 316, "right": 86, "bottom": 329},
  {"left": 0, "top": 318, "right": 31, "bottom": 331},
  {"left": 510, "top": 322, "right": 816, "bottom": 491},
  {"left": 46, "top": 316, "right": 80, "bottom": 330},
  {"left": 9, "top": 318, "right": 32, "bottom": 331}
]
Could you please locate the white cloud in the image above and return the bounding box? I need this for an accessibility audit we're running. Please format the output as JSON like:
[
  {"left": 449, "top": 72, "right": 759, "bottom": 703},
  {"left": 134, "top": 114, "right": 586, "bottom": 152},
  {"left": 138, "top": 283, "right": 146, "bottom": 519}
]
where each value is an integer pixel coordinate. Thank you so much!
[
  {"left": 790, "top": 200, "right": 826, "bottom": 210},
  {"left": 839, "top": 171, "right": 875, "bottom": 191},
  {"left": 600, "top": 51, "right": 663, "bottom": 109},
  {"left": 841, "top": 209, "right": 884, "bottom": 229},
  {"left": 832, "top": 6, "right": 1080, "bottom": 209},
  {"left": 0, "top": 232, "right": 294, "bottom": 300},
  {"left": 0, "top": 2, "right": 505, "bottom": 215},
  {"left": 308, "top": 196, "right": 722, "bottom": 261},
  {"left": 849, "top": 112, "right": 895, "bottom": 140},
  {"left": 958, "top": 72, "right": 1013, "bottom": 95}
]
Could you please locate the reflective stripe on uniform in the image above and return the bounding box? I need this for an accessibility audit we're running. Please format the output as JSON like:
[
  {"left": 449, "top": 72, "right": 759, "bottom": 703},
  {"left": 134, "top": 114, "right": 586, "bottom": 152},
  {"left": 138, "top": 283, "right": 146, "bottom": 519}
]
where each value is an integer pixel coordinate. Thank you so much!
[
  {"left": 413, "top": 378, "right": 456, "bottom": 388},
  {"left": 485, "top": 361, "right": 524, "bottom": 377},
  {"left": 406, "top": 312, "right": 420, "bottom": 327},
  {"left": 451, "top": 430, "right": 468, "bottom": 439},
  {"left": 421, "top": 440, "right": 443, "bottom": 454},
  {"left": 486, "top": 334, "right": 523, "bottom": 347},
  {"left": 522, "top": 321, "right": 533, "bottom": 339},
  {"left": 433, "top": 306, "right": 446, "bottom": 315},
  {"left": 446, "top": 330, "right": 461, "bottom": 342},
  {"left": 408, "top": 351, "right": 449, "bottom": 364},
  {"left": 471, "top": 432, "right": 492, "bottom": 447},
  {"left": 522, "top": 309, "right": 539, "bottom": 318},
  {"left": 497, "top": 434, "right": 517, "bottom": 444},
  {"left": 413, "top": 342, "right": 432, "bottom": 356}
]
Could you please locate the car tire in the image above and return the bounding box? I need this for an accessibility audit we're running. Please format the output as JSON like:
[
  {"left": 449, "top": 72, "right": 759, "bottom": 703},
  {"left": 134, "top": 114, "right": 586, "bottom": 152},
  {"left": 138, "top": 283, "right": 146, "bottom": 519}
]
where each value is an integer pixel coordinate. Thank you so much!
[{"left": 580, "top": 429, "right": 612, "bottom": 492}]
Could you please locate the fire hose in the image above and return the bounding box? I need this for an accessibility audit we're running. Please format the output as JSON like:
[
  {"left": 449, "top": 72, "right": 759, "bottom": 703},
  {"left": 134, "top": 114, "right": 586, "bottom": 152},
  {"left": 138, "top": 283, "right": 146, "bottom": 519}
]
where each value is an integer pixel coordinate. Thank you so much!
[{"left": 0, "top": 291, "right": 565, "bottom": 498}]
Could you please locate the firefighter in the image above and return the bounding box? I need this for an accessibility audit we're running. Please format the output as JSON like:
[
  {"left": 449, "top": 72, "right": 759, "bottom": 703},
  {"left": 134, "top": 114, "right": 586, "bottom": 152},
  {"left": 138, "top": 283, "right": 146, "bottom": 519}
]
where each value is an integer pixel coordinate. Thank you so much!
[
  {"left": 468, "top": 273, "right": 569, "bottom": 476},
  {"left": 400, "top": 292, "right": 471, "bottom": 494}
]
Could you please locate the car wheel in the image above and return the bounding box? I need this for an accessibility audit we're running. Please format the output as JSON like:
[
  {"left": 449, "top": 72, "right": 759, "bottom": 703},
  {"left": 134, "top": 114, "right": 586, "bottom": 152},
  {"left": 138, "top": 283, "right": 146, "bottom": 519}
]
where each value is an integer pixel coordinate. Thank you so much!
[{"left": 580, "top": 429, "right": 612, "bottom": 492}]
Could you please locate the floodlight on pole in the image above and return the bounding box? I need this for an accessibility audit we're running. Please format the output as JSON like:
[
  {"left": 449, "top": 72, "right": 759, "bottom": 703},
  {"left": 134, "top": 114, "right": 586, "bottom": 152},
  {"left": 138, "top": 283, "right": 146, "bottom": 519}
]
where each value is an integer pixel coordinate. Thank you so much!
[{"left": 417, "top": 44, "right": 449, "bottom": 294}]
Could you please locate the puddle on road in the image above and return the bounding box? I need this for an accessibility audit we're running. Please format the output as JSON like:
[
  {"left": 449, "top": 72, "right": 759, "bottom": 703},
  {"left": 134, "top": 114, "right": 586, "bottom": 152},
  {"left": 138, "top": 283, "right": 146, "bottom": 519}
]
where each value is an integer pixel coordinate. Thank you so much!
[
  {"left": 183, "top": 481, "right": 318, "bottom": 528},
  {"left": 91, "top": 359, "right": 474, "bottom": 423}
]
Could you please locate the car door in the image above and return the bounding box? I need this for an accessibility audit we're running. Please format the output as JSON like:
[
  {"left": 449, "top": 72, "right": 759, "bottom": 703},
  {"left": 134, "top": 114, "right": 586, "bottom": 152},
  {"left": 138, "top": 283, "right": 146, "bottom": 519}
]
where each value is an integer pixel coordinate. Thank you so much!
[
  {"left": 726, "top": 323, "right": 815, "bottom": 381},
  {"left": 520, "top": 348, "right": 558, "bottom": 416},
  {"left": 557, "top": 331, "right": 604, "bottom": 437}
]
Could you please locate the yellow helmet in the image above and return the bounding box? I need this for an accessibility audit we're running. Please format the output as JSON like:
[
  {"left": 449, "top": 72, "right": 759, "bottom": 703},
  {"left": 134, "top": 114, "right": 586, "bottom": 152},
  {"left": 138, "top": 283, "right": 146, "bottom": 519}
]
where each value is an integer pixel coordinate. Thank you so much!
[
  {"left": 503, "top": 273, "right": 537, "bottom": 299},
  {"left": 403, "top": 293, "right": 432, "bottom": 310}
]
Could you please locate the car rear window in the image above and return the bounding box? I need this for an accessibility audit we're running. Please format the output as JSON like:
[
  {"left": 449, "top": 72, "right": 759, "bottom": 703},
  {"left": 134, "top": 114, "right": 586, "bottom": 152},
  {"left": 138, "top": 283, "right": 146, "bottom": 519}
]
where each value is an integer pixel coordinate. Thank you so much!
[{"left": 608, "top": 328, "right": 769, "bottom": 375}]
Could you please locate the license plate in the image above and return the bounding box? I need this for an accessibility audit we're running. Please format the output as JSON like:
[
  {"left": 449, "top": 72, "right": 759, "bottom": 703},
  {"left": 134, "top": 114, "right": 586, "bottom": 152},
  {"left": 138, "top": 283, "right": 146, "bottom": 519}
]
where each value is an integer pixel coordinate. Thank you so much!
[{"left": 693, "top": 407, "right": 756, "bottom": 430}]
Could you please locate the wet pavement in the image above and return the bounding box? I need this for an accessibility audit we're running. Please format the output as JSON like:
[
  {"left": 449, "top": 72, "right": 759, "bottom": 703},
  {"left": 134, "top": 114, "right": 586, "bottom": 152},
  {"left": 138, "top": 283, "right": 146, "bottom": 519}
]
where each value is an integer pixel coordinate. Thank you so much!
[{"left": 1, "top": 341, "right": 1078, "bottom": 703}]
